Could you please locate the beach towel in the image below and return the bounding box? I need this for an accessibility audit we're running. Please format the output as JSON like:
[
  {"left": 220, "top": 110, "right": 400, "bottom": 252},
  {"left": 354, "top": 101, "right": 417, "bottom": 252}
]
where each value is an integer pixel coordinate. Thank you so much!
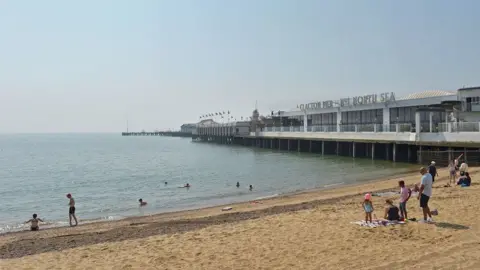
[{"left": 351, "top": 220, "right": 406, "bottom": 228}]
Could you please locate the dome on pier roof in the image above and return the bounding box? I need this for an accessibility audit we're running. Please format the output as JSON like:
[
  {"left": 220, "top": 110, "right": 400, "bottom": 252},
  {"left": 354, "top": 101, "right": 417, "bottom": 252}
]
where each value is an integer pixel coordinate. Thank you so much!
[{"left": 398, "top": 90, "right": 456, "bottom": 100}]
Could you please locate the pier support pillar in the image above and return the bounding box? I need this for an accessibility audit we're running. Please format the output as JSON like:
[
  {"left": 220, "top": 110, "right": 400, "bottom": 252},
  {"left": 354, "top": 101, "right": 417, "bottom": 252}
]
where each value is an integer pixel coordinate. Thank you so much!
[
  {"left": 309, "top": 140, "right": 312, "bottom": 152},
  {"left": 287, "top": 139, "right": 290, "bottom": 151},
  {"left": 352, "top": 142, "right": 356, "bottom": 158},
  {"left": 386, "top": 143, "right": 390, "bottom": 161},
  {"left": 418, "top": 145, "right": 422, "bottom": 164},
  {"left": 270, "top": 139, "right": 273, "bottom": 149},
  {"left": 408, "top": 145, "right": 411, "bottom": 162},
  {"left": 322, "top": 141, "right": 325, "bottom": 155},
  {"left": 393, "top": 143, "right": 396, "bottom": 162},
  {"left": 336, "top": 141, "right": 340, "bottom": 155},
  {"left": 371, "top": 143, "right": 375, "bottom": 160},
  {"left": 279, "top": 139, "right": 281, "bottom": 150},
  {"left": 298, "top": 140, "right": 301, "bottom": 152}
]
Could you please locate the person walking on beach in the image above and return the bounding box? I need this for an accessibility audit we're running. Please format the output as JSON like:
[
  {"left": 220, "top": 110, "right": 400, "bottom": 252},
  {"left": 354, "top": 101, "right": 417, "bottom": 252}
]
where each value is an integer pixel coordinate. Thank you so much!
[
  {"left": 418, "top": 167, "right": 434, "bottom": 223},
  {"left": 398, "top": 180, "right": 411, "bottom": 220},
  {"left": 428, "top": 161, "right": 438, "bottom": 182},
  {"left": 66, "top": 193, "right": 78, "bottom": 226},
  {"left": 25, "top": 213, "right": 44, "bottom": 231}
]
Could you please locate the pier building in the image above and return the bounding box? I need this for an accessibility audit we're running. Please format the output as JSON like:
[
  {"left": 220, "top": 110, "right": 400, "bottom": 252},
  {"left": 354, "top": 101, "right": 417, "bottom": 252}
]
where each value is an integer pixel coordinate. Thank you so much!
[{"left": 192, "top": 86, "right": 480, "bottom": 166}]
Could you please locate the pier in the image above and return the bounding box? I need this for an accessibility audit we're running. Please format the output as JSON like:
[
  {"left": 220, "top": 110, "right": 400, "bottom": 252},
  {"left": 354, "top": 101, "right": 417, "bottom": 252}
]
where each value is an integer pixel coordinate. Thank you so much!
[
  {"left": 122, "top": 131, "right": 192, "bottom": 137},
  {"left": 192, "top": 111, "right": 480, "bottom": 166}
]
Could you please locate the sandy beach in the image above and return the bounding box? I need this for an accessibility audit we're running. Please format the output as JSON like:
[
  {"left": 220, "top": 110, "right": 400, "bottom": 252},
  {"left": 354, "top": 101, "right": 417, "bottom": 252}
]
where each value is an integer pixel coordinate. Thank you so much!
[{"left": 1, "top": 167, "right": 479, "bottom": 270}]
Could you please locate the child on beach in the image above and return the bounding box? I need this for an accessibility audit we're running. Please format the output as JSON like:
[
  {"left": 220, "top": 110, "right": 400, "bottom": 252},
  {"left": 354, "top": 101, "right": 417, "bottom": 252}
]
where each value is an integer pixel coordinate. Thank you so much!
[
  {"left": 25, "top": 214, "right": 44, "bottom": 231},
  {"left": 448, "top": 160, "right": 457, "bottom": 186},
  {"left": 399, "top": 180, "right": 412, "bottom": 220},
  {"left": 362, "top": 193, "right": 374, "bottom": 223}
]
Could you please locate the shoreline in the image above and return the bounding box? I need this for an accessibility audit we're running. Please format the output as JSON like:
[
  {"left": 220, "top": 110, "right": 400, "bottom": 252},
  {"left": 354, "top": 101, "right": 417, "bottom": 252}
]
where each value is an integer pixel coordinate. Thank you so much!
[
  {"left": 2, "top": 166, "right": 478, "bottom": 269},
  {"left": 0, "top": 168, "right": 418, "bottom": 238}
]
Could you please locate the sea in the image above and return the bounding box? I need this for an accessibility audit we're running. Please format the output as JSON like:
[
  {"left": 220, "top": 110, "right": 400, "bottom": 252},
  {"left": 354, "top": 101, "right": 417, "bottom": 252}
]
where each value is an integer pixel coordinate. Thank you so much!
[{"left": 0, "top": 134, "right": 416, "bottom": 233}]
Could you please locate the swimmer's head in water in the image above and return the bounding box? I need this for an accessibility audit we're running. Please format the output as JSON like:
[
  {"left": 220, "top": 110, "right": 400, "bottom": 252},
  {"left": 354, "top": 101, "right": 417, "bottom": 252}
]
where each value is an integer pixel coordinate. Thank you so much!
[
  {"left": 33, "top": 213, "right": 37, "bottom": 218},
  {"left": 139, "top": 199, "right": 143, "bottom": 202},
  {"left": 66, "top": 193, "right": 72, "bottom": 198}
]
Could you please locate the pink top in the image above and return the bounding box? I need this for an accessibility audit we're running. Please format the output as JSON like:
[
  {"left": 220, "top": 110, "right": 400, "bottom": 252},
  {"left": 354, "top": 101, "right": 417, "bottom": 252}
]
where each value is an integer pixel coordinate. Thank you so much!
[{"left": 399, "top": 187, "right": 410, "bottom": 203}]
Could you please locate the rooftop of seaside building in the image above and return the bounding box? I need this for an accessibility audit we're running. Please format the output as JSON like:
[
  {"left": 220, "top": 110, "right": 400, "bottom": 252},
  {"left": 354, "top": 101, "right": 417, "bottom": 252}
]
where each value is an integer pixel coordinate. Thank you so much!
[{"left": 397, "top": 90, "right": 456, "bottom": 100}]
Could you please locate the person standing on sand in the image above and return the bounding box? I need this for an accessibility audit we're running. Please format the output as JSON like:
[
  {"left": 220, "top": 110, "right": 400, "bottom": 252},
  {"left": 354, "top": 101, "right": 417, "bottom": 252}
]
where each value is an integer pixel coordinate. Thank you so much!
[
  {"left": 428, "top": 161, "right": 438, "bottom": 182},
  {"left": 418, "top": 167, "right": 434, "bottom": 223},
  {"left": 362, "top": 193, "right": 374, "bottom": 223},
  {"left": 66, "top": 193, "right": 78, "bottom": 226},
  {"left": 398, "top": 180, "right": 411, "bottom": 220}
]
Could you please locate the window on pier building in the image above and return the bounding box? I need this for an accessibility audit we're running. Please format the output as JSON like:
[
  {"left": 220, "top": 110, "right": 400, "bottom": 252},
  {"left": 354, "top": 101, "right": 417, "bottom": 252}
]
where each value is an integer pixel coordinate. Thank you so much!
[
  {"left": 311, "top": 113, "right": 337, "bottom": 126},
  {"left": 340, "top": 109, "right": 382, "bottom": 124},
  {"left": 390, "top": 106, "right": 446, "bottom": 125}
]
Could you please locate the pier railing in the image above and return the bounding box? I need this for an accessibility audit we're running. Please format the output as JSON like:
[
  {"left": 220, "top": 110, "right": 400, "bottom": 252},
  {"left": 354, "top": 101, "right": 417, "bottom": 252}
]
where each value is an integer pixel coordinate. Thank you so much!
[
  {"left": 438, "top": 122, "right": 480, "bottom": 132},
  {"left": 263, "top": 123, "right": 413, "bottom": 133}
]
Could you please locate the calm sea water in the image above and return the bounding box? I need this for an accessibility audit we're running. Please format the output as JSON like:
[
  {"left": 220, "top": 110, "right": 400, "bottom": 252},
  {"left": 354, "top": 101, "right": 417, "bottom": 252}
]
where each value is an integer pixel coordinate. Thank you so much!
[{"left": 0, "top": 134, "right": 415, "bottom": 233}]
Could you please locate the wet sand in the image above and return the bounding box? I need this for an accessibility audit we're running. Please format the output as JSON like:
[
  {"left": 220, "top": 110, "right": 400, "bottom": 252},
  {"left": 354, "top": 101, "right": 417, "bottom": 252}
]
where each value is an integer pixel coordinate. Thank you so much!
[{"left": 1, "top": 167, "right": 479, "bottom": 269}]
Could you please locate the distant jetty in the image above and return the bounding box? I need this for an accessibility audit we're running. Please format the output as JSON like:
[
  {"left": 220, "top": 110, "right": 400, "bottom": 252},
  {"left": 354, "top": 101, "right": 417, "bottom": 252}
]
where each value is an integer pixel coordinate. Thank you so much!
[{"left": 121, "top": 131, "right": 191, "bottom": 137}]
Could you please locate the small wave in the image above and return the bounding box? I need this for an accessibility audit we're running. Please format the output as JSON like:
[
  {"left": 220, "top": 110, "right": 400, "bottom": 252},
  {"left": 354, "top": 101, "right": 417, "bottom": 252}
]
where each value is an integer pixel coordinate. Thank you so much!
[
  {"left": 323, "top": 182, "right": 345, "bottom": 188},
  {"left": 0, "top": 215, "right": 123, "bottom": 234},
  {"left": 254, "top": 194, "right": 279, "bottom": 200}
]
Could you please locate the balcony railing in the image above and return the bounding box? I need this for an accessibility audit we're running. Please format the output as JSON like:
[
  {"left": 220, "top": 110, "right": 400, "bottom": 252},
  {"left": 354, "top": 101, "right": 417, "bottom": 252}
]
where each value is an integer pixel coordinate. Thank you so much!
[{"left": 438, "top": 122, "right": 480, "bottom": 132}]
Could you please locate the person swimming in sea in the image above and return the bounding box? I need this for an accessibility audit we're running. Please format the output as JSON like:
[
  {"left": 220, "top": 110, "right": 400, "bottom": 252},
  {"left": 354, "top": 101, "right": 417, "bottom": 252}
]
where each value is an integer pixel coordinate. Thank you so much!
[
  {"left": 139, "top": 198, "right": 147, "bottom": 206},
  {"left": 165, "top": 181, "right": 168, "bottom": 185},
  {"left": 249, "top": 185, "right": 253, "bottom": 191},
  {"left": 236, "top": 182, "right": 240, "bottom": 188},
  {"left": 25, "top": 214, "right": 44, "bottom": 231},
  {"left": 184, "top": 183, "right": 190, "bottom": 188}
]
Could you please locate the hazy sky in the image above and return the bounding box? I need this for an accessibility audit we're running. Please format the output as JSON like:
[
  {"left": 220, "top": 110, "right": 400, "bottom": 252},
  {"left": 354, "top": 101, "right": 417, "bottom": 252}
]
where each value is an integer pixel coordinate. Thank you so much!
[{"left": 1, "top": 0, "right": 479, "bottom": 133}]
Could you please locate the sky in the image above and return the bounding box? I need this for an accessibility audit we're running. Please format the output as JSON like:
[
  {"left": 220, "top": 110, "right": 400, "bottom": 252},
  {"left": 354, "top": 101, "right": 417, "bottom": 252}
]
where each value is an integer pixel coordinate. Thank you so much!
[{"left": 1, "top": 0, "right": 480, "bottom": 133}]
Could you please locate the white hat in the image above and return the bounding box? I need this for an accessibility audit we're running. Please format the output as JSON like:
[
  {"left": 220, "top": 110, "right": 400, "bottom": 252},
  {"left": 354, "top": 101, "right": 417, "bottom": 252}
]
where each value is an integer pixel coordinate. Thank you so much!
[{"left": 431, "top": 161, "right": 436, "bottom": 165}]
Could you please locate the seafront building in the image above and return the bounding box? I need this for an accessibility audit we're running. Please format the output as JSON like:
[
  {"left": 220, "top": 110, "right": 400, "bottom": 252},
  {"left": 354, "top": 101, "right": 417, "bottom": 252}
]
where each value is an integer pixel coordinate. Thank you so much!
[{"left": 193, "top": 86, "right": 480, "bottom": 165}]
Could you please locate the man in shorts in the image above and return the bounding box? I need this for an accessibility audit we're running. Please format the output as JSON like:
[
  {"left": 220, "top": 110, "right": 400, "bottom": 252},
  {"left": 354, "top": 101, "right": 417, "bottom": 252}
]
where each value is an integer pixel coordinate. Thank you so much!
[
  {"left": 66, "top": 193, "right": 78, "bottom": 226},
  {"left": 417, "top": 167, "right": 433, "bottom": 223}
]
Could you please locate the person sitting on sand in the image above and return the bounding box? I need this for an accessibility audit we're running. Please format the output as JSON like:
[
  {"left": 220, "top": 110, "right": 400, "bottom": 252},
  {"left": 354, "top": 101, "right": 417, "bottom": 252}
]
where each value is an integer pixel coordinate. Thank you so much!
[
  {"left": 362, "top": 193, "right": 374, "bottom": 223},
  {"left": 398, "top": 180, "right": 411, "bottom": 220},
  {"left": 457, "top": 172, "right": 471, "bottom": 187},
  {"left": 384, "top": 199, "right": 400, "bottom": 221},
  {"left": 138, "top": 199, "right": 147, "bottom": 206},
  {"left": 25, "top": 214, "right": 44, "bottom": 231}
]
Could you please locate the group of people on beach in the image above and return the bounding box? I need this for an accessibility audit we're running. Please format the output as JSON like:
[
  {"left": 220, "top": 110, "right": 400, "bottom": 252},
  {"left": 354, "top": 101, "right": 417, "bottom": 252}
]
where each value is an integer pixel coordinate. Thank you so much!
[
  {"left": 25, "top": 193, "right": 78, "bottom": 231},
  {"left": 363, "top": 158, "right": 471, "bottom": 224}
]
